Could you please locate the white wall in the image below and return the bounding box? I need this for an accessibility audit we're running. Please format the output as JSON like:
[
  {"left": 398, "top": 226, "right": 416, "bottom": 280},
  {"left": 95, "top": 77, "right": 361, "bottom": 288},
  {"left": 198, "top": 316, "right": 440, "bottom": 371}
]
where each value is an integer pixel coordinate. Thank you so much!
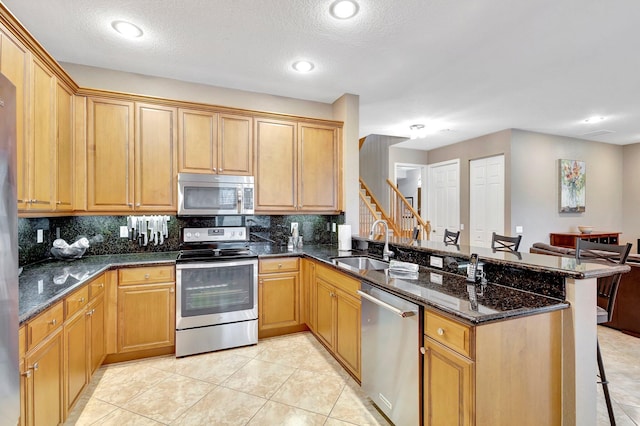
[
  {"left": 622, "top": 142, "right": 640, "bottom": 250},
  {"left": 510, "top": 130, "right": 624, "bottom": 250},
  {"left": 359, "top": 135, "right": 406, "bottom": 212}
]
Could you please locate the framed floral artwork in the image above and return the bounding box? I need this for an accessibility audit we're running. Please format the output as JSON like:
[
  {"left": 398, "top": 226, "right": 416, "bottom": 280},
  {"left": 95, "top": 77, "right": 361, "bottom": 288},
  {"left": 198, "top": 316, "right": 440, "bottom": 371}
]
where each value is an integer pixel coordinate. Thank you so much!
[{"left": 559, "top": 159, "right": 586, "bottom": 213}]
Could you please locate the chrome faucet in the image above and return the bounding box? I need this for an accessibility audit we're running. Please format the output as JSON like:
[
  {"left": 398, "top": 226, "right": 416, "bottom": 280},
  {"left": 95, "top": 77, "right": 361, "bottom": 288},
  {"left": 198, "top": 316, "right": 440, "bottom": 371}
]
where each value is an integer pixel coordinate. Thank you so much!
[{"left": 369, "top": 219, "right": 395, "bottom": 261}]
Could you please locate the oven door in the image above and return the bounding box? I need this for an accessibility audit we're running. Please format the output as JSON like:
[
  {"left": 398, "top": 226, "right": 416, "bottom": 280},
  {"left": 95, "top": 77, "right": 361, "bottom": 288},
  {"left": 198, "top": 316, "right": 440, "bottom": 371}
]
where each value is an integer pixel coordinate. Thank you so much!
[{"left": 176, "top": 259, "right": 258, "bottom": 330}]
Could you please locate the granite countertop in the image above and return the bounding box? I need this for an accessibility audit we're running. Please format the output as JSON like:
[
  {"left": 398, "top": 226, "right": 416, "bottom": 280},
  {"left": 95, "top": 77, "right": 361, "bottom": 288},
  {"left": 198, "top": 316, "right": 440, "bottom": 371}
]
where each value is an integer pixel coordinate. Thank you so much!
[
  {"left": 353, "top": 235, "right": 631, "bottom": 279},
  {"left": 19, "top": 242, "right": 571, "bottom": 327},
  {"left": 19, "top": 252, "right": 178, "bottom": 324}
]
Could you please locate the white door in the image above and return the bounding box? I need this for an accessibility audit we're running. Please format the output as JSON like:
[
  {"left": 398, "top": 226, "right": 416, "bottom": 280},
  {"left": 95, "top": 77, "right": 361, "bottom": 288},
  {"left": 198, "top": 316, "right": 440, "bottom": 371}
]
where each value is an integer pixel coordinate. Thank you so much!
[
  {"left": 427, "top": 160, "right": 460, "bottom": 242},
  {"left": 469, "top": 155, "right": 505, "bottom": 247}
]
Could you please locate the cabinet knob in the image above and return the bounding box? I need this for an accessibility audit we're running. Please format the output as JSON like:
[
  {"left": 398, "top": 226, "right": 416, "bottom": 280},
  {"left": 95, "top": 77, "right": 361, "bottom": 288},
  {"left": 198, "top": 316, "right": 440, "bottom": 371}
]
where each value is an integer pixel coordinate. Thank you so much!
[
  {"left": 278, "top": 263, "right": 282, "bottom": 268},
  {"left": 219, "top": 168, "right": 223, "bottom": 172},
  {"left": 213, "top": 168, "right": 217, "bottom": 172},
  {"left": 437, "top": 327, "right": 445, "bottom": 336},
  {"left": 135, "top": 203, "right": 141, "bottom": 207},
  {"left": 170, "top": 288, "right": 175, "bottom": 293},
  {"left": 21, "top": 370, "right": 31, "bottom": 378},
  {"left": 144, "top": 274, "right": 150, "bottom": 279},
  {"left": 49, "top": 319, "right": 57, "bottom": 326},
  {"left": 86, "top": 311, "right": 92, "bottom": 317},
  {"left": 420, "top": 347, "right": 426, "bottom": 355},
  {"left": 33, "top": 362, "right": 39, "bottom": 371},
  {"left": 56, "top": 201, "right": 62, "bottom": 205},
  {"left": 98, "top": 283, "right": 104, "bottom": 288},
  {"left": 127, "top": 203, "right": 133, "bottom": 207},
  {"left": 79, "top": 297, "right": 85, "bottom": 303}
]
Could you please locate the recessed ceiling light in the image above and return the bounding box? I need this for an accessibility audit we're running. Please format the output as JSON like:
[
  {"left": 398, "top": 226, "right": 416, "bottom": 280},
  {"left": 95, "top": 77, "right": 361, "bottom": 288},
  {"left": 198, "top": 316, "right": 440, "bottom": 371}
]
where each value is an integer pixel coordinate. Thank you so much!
[
  {"left": 584, "top": 116, "right": 605, "bottom": 123},
  {"left": 111, "top": 20, "right": 143, "bottom": 38},
  {"left": 292, "top": 60, "right": 315, "bottom": 73},
  {"left": 330, "top": 0, "right": 359, "bottom": 19}
]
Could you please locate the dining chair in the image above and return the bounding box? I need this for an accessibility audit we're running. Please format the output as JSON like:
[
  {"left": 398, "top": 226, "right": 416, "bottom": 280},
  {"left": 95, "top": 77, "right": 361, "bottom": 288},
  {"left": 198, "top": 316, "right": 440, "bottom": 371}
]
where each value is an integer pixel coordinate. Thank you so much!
[
  {"left": 491, "top": 232, "right": 522, "bottom": 252},
  {"left": 443, "top": 229, "right": 460, "bottom": 245},
  {"left": 575, "top": 238, "right": 632, "bottom": 425}
]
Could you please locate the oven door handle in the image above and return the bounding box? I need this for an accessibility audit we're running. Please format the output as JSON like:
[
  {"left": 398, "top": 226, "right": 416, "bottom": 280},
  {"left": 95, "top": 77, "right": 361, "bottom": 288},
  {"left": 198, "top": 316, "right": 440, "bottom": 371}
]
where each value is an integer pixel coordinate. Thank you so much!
[{"left": 176, "top": 259, "right": 258, "bottom": 270}]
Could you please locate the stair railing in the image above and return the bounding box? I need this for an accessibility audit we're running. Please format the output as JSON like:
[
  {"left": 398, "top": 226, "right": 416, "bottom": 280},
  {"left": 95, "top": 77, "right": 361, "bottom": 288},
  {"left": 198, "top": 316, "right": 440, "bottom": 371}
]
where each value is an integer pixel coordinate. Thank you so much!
[
  {"left": 386, "top": 178, "right": 431, "bottom": 240},
  {"left": 359, "top": 178, "right": 401, "bottom": 237}
]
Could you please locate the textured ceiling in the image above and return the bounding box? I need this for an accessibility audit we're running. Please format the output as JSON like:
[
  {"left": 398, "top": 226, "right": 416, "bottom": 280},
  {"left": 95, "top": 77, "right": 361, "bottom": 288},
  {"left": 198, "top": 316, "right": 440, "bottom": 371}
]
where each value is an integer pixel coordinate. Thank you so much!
[{"left": 4, "top": 0, "right": 640, "bottom": 150}]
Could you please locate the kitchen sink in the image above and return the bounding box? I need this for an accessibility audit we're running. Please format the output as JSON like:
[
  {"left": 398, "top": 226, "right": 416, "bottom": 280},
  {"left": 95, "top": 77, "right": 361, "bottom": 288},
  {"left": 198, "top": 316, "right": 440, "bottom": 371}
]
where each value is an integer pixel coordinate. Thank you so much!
[{"left": 332, "top": 256, "right": 389, "bottom": 271}]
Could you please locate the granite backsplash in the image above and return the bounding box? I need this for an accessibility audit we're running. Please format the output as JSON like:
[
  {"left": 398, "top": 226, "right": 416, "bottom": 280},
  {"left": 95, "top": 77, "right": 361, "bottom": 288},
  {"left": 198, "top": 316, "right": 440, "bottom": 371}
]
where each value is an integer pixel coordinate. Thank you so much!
[{"left": 18, "top": 214, "right": 344, "bottom": 266}]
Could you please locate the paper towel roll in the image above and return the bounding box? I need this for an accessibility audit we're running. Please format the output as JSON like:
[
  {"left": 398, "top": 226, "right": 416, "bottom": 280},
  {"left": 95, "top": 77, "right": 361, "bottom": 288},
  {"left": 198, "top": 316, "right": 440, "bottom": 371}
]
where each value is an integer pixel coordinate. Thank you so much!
[{"left": 338, "top": 224, "right": 352, "bottom": 251}]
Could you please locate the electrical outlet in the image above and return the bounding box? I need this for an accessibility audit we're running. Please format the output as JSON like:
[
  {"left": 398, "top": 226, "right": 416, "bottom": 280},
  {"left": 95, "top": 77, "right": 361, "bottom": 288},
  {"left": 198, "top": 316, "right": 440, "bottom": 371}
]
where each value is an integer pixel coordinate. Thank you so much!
[
  {"left": 332, "top": 223, "right": 336, "bottom": 232},
  {"left": 429, "top": 256, "right": 443, "bottom": 268},
  {"left": 120, "top": 226, "right": 129, "bottom": 238},
  {"left": 326, "top": 223, "right": 330, "bottom": 231},
  {"left": 37, "top": 229, "right": 43, "bottom": 243}
]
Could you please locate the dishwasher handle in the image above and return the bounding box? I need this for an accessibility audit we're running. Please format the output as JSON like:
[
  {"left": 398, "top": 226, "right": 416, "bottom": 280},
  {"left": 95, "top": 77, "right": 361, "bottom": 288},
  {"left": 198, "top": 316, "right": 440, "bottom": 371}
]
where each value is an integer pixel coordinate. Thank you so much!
[{"left": 357, "top": 290, "right": 417, "bottom": 318}]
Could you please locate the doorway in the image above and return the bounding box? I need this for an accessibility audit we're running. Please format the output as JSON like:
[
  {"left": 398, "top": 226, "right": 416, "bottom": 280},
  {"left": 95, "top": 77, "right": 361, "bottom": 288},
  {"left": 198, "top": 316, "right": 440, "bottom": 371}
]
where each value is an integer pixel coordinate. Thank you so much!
[
  {"left": 394, "top": 163, "right": 426, "bottom": 217},
  {"left": 469, "top": 155, "right": 505, "bottom": 247},
  {"left": 427, "top": 159, "right": 460, "bottom": 242}
]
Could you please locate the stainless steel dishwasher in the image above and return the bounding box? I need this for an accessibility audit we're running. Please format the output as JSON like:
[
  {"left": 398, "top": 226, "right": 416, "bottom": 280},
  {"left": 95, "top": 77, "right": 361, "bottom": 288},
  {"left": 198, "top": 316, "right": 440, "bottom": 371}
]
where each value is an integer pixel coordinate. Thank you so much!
[{"left": 358, "top": 282, "right": 420, "bottom": 426}]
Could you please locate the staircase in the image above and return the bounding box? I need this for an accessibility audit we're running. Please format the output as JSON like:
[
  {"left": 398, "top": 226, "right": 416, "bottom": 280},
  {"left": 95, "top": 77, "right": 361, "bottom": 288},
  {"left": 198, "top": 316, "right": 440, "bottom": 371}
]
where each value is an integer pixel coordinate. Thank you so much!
[{"left": 359, "top": 178, "right": 399, "bottom": 237}]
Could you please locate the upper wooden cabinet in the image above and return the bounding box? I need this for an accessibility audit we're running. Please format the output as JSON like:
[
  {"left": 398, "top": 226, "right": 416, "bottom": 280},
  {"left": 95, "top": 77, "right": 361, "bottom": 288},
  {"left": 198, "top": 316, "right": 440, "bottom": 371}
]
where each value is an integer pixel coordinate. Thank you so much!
[
  {"left": 178, "top": 109, "right": 252, "bottom": 175},
  {"left": 86, "top": 98, "right": 177, "bottom": 212},
  {"left": 255, "top": 118, "right": 341, "bottom": 213},
  {"left": 55, "top": 82, "right": 73, "bottom": 211},
  {"left": 86, "top": 97, "right": 135, "bottom": 211}
]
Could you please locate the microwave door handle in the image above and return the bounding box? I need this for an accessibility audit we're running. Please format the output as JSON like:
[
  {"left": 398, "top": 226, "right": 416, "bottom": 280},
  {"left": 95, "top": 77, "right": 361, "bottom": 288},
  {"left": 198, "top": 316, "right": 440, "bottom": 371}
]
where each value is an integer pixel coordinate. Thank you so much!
[{"left": 237, "top": 188, "right": 243, "bottom": 214}]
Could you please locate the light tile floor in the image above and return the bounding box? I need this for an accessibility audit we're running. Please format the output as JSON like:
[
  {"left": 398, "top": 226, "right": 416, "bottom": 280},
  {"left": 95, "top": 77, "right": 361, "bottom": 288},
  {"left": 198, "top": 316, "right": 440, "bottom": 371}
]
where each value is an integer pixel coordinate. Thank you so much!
[{"left": 65, "top": 327, "right": 640, "bottom": 425}]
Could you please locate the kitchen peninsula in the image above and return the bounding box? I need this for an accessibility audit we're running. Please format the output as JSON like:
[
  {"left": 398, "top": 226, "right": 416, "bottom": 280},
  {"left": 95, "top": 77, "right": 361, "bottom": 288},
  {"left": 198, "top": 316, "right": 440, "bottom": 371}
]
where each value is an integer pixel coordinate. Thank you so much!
[{"left": 18, "top": 236, "right": 627, "bottom": 426}]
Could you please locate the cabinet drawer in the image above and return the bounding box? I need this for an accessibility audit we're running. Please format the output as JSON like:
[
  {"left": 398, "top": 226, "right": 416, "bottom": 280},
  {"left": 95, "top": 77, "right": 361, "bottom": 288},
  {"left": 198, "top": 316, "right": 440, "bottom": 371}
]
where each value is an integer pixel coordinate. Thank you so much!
[
  {"left": 315, "top": 263, "right": 360, "bottom": 297},
  {"left": 259, "top": 257, "right": 299, "bottom": 273},
  {"left": 65, "top": 285, "right": 89, "bottom": 318},
  {"left": 88, "top": 273, "right": 106, "bottom": 300},
  {"left": 119, "top": 265, "right": 175, "bottom": 285},
  {"left": 27, "top": 301, "right": 63, "bottom": 350},
  {"left": 425, "top": 310, "right": 473, "bottom": 359}
]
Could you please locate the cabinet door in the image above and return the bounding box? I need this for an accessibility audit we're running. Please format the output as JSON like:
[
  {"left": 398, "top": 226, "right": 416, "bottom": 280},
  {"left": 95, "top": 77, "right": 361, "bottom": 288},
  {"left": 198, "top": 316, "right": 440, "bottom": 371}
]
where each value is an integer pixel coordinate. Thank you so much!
[
  {"left": 301, "top": 259, "right": 315, "bottom": 329},
  {"left": 178, "top": 108, "right": 218, "bottom": 173},
  {"left": 0, "top": 25, "right": 30, "bottom": 210},
  {"left": 55, "top": 81, "right": 73, "bottom": 211},
  {"left": 25, "top": 328, "right": 64, "bottom": 426},
  {"left": 87, "top": 97, "right": 135, "bottom": 211},
  {"left": 219, "top": 113, "right": 252, "bottom": 175},
  {"left": 118, "top": 282, "right": 175, "bottom": 353},
  {"left": 255, "top": 118, "right": 297, "bottom": 211},
  {"left": 298, "top": 123, "right": 339, "bottom": 212},
  {"left": 135, "top": 102, "right": 178, "bottom": 210},
  {"left": 335, "top": 289, "right": 361, "bottom": 379},
  {"left": 63, "top": 309, "right": 88, "bottom": 415},
  {"left": 88, "top": 293, "right": 106, "bottom": 375},
  {"left": 258, "top": 272, "right": 300, "bottom": 331},
  {"left": 314, "top": 277, "right": 335, "bottom": 349},
  {"left": 423, "top": 337, "right": 473, "bottom": 426},
  {"left": 28, "top": 58, "right": 55, "bottom": 211}
]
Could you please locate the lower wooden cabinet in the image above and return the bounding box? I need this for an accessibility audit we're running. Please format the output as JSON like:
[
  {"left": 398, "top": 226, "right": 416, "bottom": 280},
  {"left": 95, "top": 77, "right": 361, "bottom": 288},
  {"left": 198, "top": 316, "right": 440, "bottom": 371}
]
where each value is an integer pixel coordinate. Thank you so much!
[
  {"left": 87, "top": 292, "right": 106, "bottom": 374},
  {"left": 258, "top": 257, "right": 304, "bottom": 338},
  {"left": 117, "top": 266, "right": 176, "bottom": 353},
  {"left": 301, "top": 258, "right": 315, "bottom": 330},
  {"left": 24, "top": 327, "right": 64, "bottom": 426},
  {"left": 63, "top": 307, "right": 88, "bottom": 416},
  {"left": 423, "top": 309, "right": 562, "bottom": 426},
  {"left": 311, "top": 262, "right": 361, "bottom": 380}
]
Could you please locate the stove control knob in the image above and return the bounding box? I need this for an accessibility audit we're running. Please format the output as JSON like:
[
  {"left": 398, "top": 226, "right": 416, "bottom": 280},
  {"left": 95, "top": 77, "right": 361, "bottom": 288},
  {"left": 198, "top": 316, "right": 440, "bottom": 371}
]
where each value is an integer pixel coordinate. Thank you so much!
[
  {"left": 230, "top": 231, "right": 236, "bottom": 237},
  {"left": 239, "top": 230, "right": 244, "bottom": 237},
  {"left": 195, "top": 232, "right": 200, "bottom": 238},
  {"left": 186, "top": 232, "right": 192, "bottom": 238}
]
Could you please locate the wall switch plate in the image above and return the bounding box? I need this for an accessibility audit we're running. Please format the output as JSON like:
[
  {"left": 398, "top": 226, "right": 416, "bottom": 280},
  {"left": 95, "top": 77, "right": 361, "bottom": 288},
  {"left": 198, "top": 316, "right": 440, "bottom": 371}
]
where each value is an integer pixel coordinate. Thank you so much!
[
  {"left": 332, "top": 223, "right": 336, "bottom": 232},
  {"left": 515, "top": 226, "right": 523, "bottom": 234},
  {"left": 120, "top": 226, "right": 129, "bottom": 238},
  {"left": 37, "top": 229, "right": 43, "bottom": 243},
  {"left": 429, "top": 256, "right": 443, "bottom": 268},
  {"left": 460, "top": 224, "right": 465, "bottom": 230}
]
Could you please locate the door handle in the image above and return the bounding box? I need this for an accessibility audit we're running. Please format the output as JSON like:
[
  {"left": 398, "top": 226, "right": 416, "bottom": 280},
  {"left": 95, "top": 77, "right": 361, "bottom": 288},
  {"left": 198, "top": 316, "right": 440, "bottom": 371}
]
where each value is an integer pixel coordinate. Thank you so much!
[{"left": 357, "top": 290, "right": 416, "bottom": 318}]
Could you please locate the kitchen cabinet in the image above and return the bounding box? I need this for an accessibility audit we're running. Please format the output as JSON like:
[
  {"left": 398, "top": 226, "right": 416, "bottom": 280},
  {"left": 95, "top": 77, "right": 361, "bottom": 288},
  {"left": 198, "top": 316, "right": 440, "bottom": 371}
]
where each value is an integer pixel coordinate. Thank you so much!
[
  {"left": 254, "top": 118, "right": 342, "bottom": 213},
  {"left": 549, "top": 231, "right": 620, "bottom": 248},
  {"left": 86, "top": 97, "right": 134, "bottom": 211},
  {"left": 87, "top": 276, "right": 106, "bottom": 375},
  {"left": 312, "top": 262, "right": 361, "bottom": 380},
  {"left": 258, "top": 257, "right": 303, "bottom": 338},
  {"left": 63, "top": 286, "right": 89, "bottom": 416},
  {"left": 87, "top": 98, "right": 177, "bottom": 212},
  {"left": 24, "top": 323, "right": 64, "bottom": 426},
  {"left": 0, "top": 23, "right": 30, "bottom": 211},
  {"left": 301, "top": 258, "right": 315, "bottom": 330},
  {"left": 135, "top": 102, "right": 178, "bottom": 210},
  {"left": 178, "top": 109, "right": 253, "bottom": 175},
  {"left": 55, "top": 81, "right": 73, "bottom": 211},
  {"left": 19, "top": 326, "right": 26, "bottom": 426},
  {"left": 117, "top": 265, "right": 176, "bottom": 353},
  {"left": 422, "top": 308, "right": 562, "bottom": 426}
]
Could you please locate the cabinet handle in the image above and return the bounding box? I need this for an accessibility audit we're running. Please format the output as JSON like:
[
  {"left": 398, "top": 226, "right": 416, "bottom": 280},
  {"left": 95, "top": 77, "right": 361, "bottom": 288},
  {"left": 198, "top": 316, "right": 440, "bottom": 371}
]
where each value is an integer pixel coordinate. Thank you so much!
[
  {"left": 21, "top": 370, "right": 31, "bottom": 378},
  {"left": 144, "top": 274, "right": 150, "bottom": 279},
  {"left": 33, "top": 362, "right": 39, "bottom": 371},
  {"left": 49, "top": 319, "right": 57, "bottom": 326},
  {"left": 79, "top": 297, "right": 85, "bottom": 303},
  {"left": 437, "top": 328, "right": 445, "bottom": 336},
  {"left": 420, "top": 347, "right": 426, "bottom": 355},
  {"left": 98, "top": 283, "right": 104, "bottom": 288}
]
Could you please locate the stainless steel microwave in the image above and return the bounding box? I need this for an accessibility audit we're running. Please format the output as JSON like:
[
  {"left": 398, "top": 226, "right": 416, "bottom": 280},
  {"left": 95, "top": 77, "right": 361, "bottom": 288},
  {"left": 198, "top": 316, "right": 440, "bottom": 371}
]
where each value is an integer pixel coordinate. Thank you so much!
[{"left": 178, "top": 173, "right": 254, "bottom": 216}]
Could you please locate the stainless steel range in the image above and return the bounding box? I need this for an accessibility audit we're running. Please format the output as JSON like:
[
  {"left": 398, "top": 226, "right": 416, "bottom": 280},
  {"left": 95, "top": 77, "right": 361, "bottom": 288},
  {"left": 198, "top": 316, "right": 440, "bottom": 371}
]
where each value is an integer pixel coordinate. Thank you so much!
[{"left": 175, "top": 226, "right": 258, "bottom": 357}]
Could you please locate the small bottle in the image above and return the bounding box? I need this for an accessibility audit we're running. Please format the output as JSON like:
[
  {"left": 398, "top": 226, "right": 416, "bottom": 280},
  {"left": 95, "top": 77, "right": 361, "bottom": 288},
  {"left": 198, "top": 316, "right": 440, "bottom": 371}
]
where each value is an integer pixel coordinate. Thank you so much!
[
  {"left": 297, "top": 236, "right": 303, "bottom": 248},
  {"left": 287, "top": 236, "right": 294, "bottom": 251}
]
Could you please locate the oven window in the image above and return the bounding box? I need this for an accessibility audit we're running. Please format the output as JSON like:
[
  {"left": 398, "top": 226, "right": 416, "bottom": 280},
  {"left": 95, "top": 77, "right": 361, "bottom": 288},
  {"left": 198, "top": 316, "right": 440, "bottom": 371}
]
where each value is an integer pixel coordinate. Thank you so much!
[
  {"left": 184, "top": 186, "right": 236, "bottom": 210},
  {"left": 180, "top": 264, "right": 254, "bottom": 316}
]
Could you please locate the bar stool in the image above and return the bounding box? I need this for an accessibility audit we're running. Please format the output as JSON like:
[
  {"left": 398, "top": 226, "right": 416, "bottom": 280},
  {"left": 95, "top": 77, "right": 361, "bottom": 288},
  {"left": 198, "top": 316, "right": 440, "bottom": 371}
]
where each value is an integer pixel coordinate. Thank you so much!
[
  {"left": 491, "top": 232, "right": 522, "bottom": 252},
  {"left": 575, "top": 239, "right": 632, "bottom": 425},
  {"left": 443, "top": 229, "right": 460, "bottom": 245}
]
